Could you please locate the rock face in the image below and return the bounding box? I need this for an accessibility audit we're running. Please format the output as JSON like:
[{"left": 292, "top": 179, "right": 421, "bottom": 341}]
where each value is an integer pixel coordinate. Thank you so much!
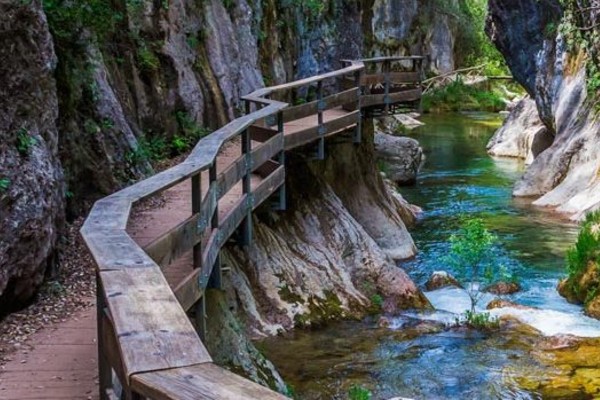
[
  {"left": 487, "top": 0, "right": 600, "bottom": 220},
  {"left": 0, "top": 0, "right": 459, "bottom": 308},
  {"left": 220, "top": 129, "right": 430, "bottom": 337},
  {"left": 425, "top": 271, "right": 461, "bottom": 291},
  {"left": 371, "top": 0, "right": 457, "bottom": 73},
  {"left": 487, "top": 97, "right": 553, "bottom": 164},
  {"left": 0, "top": 1, "right": 64, "bottom": 309},
  {"left": 374, "top": 133, "right": 423, "bottom": 185}
]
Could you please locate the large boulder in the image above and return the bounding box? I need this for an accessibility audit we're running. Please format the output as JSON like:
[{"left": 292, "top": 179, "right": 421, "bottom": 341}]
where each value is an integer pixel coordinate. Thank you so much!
[
  {"left": 0, "top": 1, "right": 64, "bottom": 309},
  {"left": 374, "top": 133, "right": 423, "bottom": 185},
  {"left": 487, "top": 97, "right": 553, "bottom": 164}
]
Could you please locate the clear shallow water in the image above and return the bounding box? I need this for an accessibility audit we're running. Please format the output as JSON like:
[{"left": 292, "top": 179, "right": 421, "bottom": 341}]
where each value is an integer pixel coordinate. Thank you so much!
[{"left": 259, "top": 113, "right": 599, "bottom": 399}]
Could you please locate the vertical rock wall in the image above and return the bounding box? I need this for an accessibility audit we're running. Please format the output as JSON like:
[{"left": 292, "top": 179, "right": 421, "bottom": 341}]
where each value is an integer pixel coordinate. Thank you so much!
[
  {"left": 487, "top": 0, "right": 600, "bottom": 220},
  {"left": 0, "top": 0, "right": 64, "bottom": 309}
]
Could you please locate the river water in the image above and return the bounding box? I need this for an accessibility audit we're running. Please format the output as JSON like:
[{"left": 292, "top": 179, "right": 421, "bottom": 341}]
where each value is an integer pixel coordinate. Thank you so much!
[{"left": 258, "top": 113, "right": 600, "bottom": 399}]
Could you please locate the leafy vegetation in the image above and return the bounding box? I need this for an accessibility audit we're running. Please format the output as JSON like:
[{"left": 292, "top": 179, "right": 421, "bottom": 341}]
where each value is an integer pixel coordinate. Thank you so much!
[
  {"left": 16, "top": 128, "right": 37, "bottom": 155},
  {"left": 462, "top": 310, "right": 500, "bottom": 330},
  {"left": 432, "top": 0, "right": 508, "bottom": 74},
  {"left": 42, "top": 0, "right": 123, "bottom": 42},
  {"left": 370, "top": 294, "right": 383, "bottom": 310},
  {"left": 446, "top": 217, "right": 499, "bottom": 313},
  {"left": 563, "top": 211, "right": 600, "bottom": 304},
  {"left": 348, "top": 385, "right": 372, "bottom": 400},
  {"left": 422, "top": 79, "right": 506, "bottom": 113},
  {"left": 558, "top": 1, "right": 600, "bottom": 99},
  {"left": 0, "top": 178, "right": 10, "bottom": 193}
]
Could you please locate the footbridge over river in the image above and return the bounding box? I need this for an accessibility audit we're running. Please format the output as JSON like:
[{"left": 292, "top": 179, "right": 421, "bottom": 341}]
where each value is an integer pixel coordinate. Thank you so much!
[{"left": 81, "top": 56, "right": 424, "bottom": 400}]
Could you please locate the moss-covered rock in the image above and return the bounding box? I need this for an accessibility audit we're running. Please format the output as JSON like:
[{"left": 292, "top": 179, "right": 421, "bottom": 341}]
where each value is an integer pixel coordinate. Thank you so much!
[{"left": 557, "top": 212, "right": 600, "bottom": 319}]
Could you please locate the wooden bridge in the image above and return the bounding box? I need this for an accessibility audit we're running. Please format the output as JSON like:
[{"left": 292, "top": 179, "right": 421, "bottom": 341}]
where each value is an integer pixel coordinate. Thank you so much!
[{"left": 81, "top": 56, "right": 423, "bottom": 400}]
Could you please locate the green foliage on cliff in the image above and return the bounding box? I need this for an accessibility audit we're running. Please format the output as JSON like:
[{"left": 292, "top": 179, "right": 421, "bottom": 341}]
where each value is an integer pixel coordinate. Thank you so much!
[
  {"left": 566, "top": 211, "right": 600, "bottom": 288},
  {"left": 443, "top": 0, "right": 508, "bottom": 74},
  {"left": 559, "top": 1, "right": 600, "bottom": 97},
  {"left": 42, "top": 0, "right": 122, "bottom": 42}
]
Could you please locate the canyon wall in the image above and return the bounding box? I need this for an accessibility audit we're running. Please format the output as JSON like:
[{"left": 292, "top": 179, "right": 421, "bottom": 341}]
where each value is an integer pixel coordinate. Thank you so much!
[
  {"left": 0, "top": 0, "right": 457, "bottom": 318},
  {"left": 487, "top": 0, "right": 600, "bottom": 220}
]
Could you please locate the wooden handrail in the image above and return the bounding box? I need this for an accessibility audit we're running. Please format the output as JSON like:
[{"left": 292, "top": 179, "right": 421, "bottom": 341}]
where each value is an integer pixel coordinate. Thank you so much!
[{"left": 81, "top": 56, "right": 423, "bottom": 400}]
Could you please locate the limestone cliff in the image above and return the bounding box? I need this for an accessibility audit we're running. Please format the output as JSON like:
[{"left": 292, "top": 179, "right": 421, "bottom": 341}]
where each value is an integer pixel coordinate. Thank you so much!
[
  {"left": 0, "top": 1, "right": 64, "bottom": 311},
  {"left": 487, "top": 0, "right": 600, "bottom": 220}
]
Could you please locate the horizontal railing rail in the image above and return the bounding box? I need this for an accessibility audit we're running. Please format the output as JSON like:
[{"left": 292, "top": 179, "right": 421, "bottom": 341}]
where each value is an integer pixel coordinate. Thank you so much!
[{"left": 81, "top": 56, "right": 423, "bottom": 400}]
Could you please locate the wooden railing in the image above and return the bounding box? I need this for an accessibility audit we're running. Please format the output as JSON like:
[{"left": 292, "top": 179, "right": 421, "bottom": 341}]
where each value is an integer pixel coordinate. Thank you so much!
[{"left": 81, "top": 57, "right": 421, "bottom": 400}]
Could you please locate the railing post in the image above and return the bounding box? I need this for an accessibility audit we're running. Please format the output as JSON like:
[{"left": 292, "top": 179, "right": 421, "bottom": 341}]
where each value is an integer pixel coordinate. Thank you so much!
[
  {"left": 240, "top": 126, "right": 253, "bottom": 246},
  {"left": 354, "top": 68, "right": 363, "bottom": 144},
  {"left": 316, "top": 80, "right": 325, "bottom": 160},
  {"left": 276, "top": 111, "right": 286, "bottom": 211},
  {"left": 383, "top": 59, "right": 391, "bottom": 116},
  {"left": 96, "top": 276, "right": 111, "bottom": 400},
  {"left": 417, "top": 57, "right": 424, "bottom": 113},
  {"left": 207, "top": 163, "right": 222, "bottom": 290},
  {"left": 191, "top": 173, "right": 207, "bottom": 341},
  {"left": 192, "top": 174, "right": 202, "bottom": 271}
]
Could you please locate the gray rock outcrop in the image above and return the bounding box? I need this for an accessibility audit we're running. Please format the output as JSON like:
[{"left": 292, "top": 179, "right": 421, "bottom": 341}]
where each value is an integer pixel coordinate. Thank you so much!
[
  {"left": 0, "top": 1, "right": 64, "bottom": 308},
  {"left": 487, "top": 96, "right": 553, "bottom": 164},
  {"left": 374, "top": 133, "right": 423, "bottom": 186}
]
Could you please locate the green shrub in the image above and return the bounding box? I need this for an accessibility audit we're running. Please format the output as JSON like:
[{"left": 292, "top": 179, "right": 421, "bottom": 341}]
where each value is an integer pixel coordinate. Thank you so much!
[
  {"left": 370, "top": 294, "right": 383, "bottom": 309},
  {"left": 348, "top": 385, "right": 372, "bottom": 400},
  {"left": 446, "top": 217, "right": 500, "bottom": 313},
  {"left": 138, "top": 45, "right": 160, "bottom": 72},
  {"left": 566, "top": 211, "right": 600, "bottom": 282},
  {"left": 422, "top": 79, "right": 505, "bottom": 113},
  {"left": 462, "top": 310, "right": 500, "bottom": 330}
]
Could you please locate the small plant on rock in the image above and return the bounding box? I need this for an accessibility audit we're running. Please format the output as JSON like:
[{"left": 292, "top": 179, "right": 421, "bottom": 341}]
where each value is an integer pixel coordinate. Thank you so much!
[
  {"left": 0, "top": 178, "right": 10, "bottom": 193},
  {"left": 16, "top": 128, "right": 37, "bottom": 155},
  {"left": 446, "top": 217, "right": 500, "bottom": 314},
  {"left": 348, "top": 384, "right": 372, "bottom": 400}
]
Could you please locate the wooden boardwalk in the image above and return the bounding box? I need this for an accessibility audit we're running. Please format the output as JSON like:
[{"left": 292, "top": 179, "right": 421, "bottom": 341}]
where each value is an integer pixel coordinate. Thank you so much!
[
  {"left": 1, "top": 57, "right": 424, "bottom": 400},
  {"left": 0, "top": 109, "right": 359, "bottom": 400}
]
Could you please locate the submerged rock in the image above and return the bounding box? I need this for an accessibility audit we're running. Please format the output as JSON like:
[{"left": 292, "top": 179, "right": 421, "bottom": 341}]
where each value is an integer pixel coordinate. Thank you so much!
[
  {"left": 374, "top": 133, "right": 423, "bottom": 185},
  {"left": 425, "top": 271, "right": 461, "bottom": 291},
  {"left": 486, "top": 299, "right": 535, "bottom": 311},
  {"left": 484, "top": 281, "right": 521, "bottom": 295}
]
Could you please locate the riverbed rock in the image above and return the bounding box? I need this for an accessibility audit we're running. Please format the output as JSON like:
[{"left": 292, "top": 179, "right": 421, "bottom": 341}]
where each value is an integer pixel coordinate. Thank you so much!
[
  {"left": 377, "top": 115, "right": 424, "bottom": 134},
  {"left": 0, "top": 1, "right": 64, "bottom": 309},
  {"left": 374, "top": 133, "right": 423, "bottom": 185},
  {"left": 487, "top": 97, "right": 553, "bottom": 164},
  {"left": 425, "top": 271, "right": 462, "bottom": 291},
  {"left": 484, "top": 281, "right": 521, "bottom": 295},
  {"left": 486, "top": 299, "right": 535, "bottom": 311}
]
